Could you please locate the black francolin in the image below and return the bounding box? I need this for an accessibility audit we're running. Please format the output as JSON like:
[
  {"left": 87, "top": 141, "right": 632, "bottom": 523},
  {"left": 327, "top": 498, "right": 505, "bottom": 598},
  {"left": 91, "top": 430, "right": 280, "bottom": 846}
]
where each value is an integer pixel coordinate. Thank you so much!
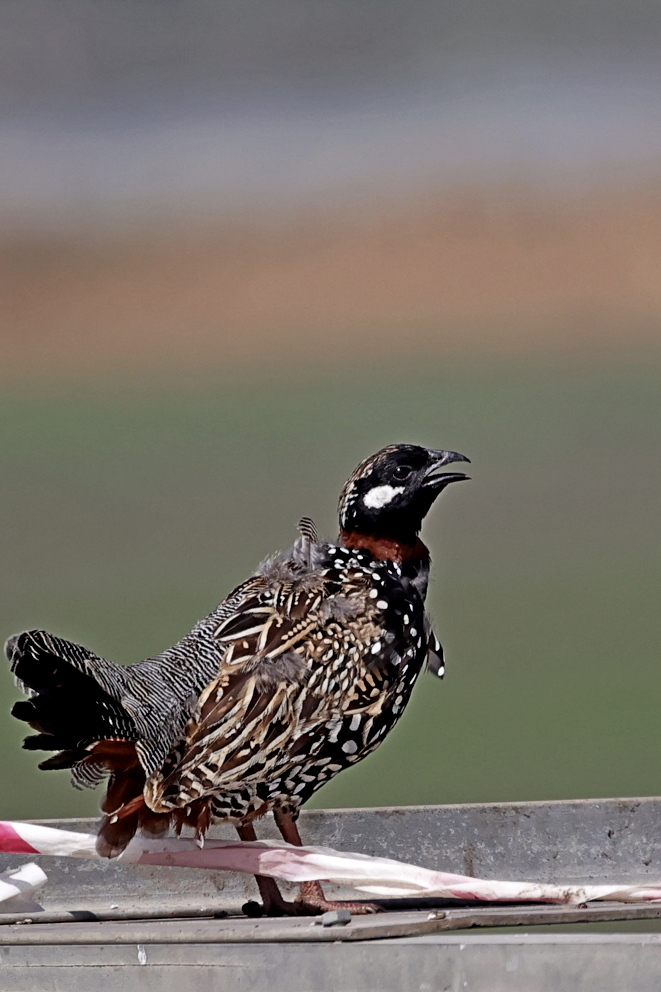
[{"left": 7, "top": 443, "right": 469, "bottom": 915}]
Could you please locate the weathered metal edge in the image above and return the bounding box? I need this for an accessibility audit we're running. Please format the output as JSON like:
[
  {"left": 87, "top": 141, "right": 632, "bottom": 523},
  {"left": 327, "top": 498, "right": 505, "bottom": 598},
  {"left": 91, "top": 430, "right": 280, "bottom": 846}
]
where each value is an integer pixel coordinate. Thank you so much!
[
  {"left": 1, "top": 797, "right": 659, "bottom": 916},
  {"left": 3, "top": 902, "right": 661, "bottom": 945},
  {"left": 28, "top": 794, "right": 661, "bottom": 828}
]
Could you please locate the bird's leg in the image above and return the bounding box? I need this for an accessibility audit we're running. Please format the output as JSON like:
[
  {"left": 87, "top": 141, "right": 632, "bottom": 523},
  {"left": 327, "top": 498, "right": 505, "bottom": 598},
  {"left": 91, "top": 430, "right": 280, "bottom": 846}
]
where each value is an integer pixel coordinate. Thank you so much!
[
  {"left": 272, "top": 809, "right": 382, "bottom": 915},
  {"left": 235, "top": 821, "right": 298, "bottom": 917}
]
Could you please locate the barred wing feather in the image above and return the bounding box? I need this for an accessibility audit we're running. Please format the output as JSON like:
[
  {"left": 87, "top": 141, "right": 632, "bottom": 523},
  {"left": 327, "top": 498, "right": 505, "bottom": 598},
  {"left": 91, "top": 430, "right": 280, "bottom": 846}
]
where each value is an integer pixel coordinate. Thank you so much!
[{"left": 144, "top": 572, "right": 383, "bottom": 812}]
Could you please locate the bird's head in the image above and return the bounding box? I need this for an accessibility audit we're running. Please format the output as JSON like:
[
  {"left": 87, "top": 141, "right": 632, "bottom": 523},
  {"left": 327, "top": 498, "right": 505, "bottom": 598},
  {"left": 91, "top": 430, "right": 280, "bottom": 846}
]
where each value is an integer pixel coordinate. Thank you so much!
[{"left": 338, "top": 444, "right": 470, "bottom": 547}]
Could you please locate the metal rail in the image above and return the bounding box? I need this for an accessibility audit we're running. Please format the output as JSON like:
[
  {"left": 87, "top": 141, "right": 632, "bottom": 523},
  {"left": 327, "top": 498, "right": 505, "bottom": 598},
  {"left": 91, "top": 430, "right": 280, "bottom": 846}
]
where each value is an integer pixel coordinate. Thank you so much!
[
  {"left": 0, "top": 796, "right": 658, "bottom": 915},
  {"left": 1, "top": 798, "right": 660, "bottom": 990}
]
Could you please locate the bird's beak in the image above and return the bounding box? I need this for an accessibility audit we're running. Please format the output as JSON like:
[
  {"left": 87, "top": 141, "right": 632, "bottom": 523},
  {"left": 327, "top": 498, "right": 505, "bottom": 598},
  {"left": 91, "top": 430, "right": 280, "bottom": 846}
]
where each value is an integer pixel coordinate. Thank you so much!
[{"left": 423, "top": 449, "right": 471, "bottom": 489}]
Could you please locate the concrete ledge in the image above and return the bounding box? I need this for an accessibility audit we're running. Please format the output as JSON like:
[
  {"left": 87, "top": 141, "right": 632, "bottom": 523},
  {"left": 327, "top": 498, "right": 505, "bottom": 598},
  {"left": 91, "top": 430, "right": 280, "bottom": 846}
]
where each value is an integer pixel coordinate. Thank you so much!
[
  {"left": 2, "top": 933, "right": 661, "bottom": 992},
  {"left": 0, "top": 797, "right": 658, "bottom": 913}
]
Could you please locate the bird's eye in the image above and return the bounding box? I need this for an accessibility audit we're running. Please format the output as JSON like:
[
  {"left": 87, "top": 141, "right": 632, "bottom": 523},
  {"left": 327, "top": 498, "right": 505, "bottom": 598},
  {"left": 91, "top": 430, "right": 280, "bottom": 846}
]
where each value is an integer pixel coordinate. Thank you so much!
[{"left": 392, "top": 464, "right": 413, "bottom": 482}]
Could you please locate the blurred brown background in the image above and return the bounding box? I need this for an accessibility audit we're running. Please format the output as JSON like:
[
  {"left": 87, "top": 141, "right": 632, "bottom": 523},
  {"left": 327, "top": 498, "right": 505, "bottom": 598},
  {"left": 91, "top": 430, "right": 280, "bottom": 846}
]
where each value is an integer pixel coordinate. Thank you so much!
[{"left": 0, "top": 0, "right": 659, "bottom": 820}]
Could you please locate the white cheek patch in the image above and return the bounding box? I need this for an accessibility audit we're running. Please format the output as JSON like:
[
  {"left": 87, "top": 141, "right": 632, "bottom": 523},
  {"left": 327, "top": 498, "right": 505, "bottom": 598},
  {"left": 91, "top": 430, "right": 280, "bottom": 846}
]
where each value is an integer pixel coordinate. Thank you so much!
[{"left": 363, "top": 484, "right": 405, "bottom": 509}]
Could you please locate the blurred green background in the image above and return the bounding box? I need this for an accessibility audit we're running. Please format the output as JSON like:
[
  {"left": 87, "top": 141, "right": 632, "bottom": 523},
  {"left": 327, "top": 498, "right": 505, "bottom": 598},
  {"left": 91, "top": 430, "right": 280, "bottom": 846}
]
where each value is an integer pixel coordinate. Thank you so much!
[{"left": 1, "top": 1, "right": 660, "bottom": 822}]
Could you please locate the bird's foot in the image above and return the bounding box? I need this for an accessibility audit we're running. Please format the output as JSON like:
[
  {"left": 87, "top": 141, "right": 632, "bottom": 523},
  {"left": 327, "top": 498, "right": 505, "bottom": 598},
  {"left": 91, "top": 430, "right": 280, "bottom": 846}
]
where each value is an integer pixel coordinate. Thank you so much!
[
  {"left": 242, "top": 897, "right": 300, "bottom": 918},
  {"left": 242, "top": 879, "right": 381, "bottom": 917},
  {"left": 242, "top": 875, "right": 302, "bottom": 917},
  {"left": 293, "top": 880, "right": 382, "bottom": 916},
  {"left": 266, "top": 812, "right": 383, "bottom": 915}
]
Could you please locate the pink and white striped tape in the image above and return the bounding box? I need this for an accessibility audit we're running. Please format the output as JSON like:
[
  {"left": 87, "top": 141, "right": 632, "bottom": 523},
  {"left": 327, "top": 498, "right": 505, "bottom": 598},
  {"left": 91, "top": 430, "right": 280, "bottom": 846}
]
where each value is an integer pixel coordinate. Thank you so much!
[{"left": 1, "top": 819, "right": 660, "bottom": 905}]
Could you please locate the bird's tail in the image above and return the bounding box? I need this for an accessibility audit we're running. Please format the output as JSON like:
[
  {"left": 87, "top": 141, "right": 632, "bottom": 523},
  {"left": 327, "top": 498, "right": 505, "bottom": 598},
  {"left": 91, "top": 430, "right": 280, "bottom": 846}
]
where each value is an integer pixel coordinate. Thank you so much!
[{"left": 5, "top": 629, "right": 176, "bottom": 856}]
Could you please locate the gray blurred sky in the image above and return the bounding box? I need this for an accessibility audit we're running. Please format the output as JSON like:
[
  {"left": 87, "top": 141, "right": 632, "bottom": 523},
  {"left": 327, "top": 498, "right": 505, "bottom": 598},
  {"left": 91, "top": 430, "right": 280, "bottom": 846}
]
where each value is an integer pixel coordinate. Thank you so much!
[{"left": 2, "top": 0, "right": 661, "bottom": 227}]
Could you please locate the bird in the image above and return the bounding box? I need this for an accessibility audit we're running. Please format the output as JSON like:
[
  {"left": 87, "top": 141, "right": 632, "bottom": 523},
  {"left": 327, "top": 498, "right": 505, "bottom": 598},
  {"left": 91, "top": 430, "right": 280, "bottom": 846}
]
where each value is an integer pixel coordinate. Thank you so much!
[{"left": 6, "top": 443, "right": 469, "bottom": 915}]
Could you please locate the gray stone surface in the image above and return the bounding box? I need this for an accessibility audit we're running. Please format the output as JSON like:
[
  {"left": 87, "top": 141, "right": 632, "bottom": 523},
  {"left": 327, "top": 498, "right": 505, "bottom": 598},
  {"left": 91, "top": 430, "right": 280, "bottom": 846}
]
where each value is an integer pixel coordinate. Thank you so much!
[{"left": 3, "top": 934, "right": 661, "bottom": 992}]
